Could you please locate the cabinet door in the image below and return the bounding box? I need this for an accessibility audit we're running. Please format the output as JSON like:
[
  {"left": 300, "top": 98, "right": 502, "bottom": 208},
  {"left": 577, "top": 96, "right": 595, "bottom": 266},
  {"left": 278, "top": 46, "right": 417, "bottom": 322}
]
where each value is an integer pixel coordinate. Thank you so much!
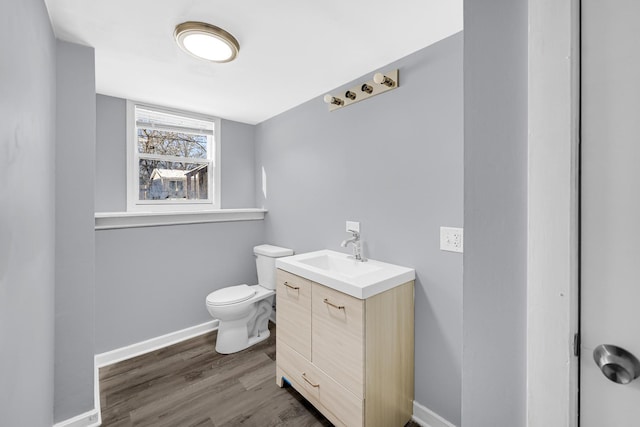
[
  {"left": 278, "top": 338, "right": 363, "bottom": 427},
  {"left": 312, "top": 283, "right": 365, "bottom": 398},
  {"left": 276, "top": 270, "right": 312, "bottom": 359}
]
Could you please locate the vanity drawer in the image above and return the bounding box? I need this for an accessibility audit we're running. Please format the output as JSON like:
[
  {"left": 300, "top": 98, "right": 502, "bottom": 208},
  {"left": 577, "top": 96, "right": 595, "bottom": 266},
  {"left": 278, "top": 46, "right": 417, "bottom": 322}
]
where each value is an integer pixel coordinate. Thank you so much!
[
  {"left": 311, "top": 282, "right": 365, "bottom": 398},
  {"left": 276, "top": 338, "right": 320, "bottom": 402},
  {"left": 276, "top": 269, "right": 312, "bottom": 359},
  {"left": 277, "top": 339, "right": 363, "bottom": 427}
]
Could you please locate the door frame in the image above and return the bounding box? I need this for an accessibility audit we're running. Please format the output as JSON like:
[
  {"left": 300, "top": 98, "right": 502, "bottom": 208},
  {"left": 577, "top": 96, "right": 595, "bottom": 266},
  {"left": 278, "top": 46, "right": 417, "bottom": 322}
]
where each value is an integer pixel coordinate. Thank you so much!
[{"left": 527, "top": 0, "right": 581, "bottom": 426}]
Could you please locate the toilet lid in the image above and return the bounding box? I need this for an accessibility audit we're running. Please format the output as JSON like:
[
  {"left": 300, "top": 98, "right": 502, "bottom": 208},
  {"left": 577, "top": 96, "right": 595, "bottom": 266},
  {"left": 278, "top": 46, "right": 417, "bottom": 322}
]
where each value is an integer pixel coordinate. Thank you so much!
[{"left": 207, "top": 284, "right": 256, "bottom": 306}]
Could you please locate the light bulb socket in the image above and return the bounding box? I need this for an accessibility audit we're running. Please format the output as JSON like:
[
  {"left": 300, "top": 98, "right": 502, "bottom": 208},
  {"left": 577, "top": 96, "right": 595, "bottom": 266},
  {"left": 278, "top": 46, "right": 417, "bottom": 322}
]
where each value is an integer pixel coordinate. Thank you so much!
[
  {"left": 323, "top": 95, "right": 344, "bottom": 106},
  {"left": 374, "top": 72, "right": 395, "bottom": 87}
]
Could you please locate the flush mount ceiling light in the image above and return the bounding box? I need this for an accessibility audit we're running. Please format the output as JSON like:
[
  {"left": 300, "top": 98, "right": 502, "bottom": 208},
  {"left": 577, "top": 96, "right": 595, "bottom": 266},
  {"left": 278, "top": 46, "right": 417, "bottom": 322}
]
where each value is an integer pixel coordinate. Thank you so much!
[{"left": 174, "top": 21, "right": 240, "bottom": 63}]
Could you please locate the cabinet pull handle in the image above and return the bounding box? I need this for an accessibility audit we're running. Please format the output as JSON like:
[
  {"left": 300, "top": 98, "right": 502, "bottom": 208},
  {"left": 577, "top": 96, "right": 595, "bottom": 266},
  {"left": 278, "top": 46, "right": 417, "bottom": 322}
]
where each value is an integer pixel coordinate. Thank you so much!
[
  {"left": 323, "top": 298, "right": 345, "bottom": 310},
  {"left": 283, "top": 281, "right": 299, "bottom": 290},
  {"left": 302, "top": 373, "right": 320, "bottom": 388}
]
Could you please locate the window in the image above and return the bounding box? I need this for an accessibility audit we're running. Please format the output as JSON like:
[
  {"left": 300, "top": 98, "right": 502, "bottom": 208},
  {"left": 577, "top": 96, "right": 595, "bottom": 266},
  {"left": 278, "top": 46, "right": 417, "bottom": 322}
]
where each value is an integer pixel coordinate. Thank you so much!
[{"left": 126, "top": 102, "right": 220, "bottom": 212}]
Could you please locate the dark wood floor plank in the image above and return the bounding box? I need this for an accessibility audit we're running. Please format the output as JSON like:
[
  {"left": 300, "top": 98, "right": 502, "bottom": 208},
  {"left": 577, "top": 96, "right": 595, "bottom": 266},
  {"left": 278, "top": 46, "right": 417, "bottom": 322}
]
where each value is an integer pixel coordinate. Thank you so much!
[
  {"left": 99, "top": 323, "right": 420, "bottom": 427},
  {"left": 189, "top": 418, "right": 215, "bottom": 427},
  {"left": 99, "top": 324, "right": 335, "bottom": 427},
  {"left": 237, "top": 359, "right": 277, "bottom": 391},
  {"left": 128, "top": 354, "right": 272, "bottom": 425},
  {"left": 215, "top": 384, "right": 332, "bottom": 427},
  {"left": 103, "top": 343, "right": 268, "bottom": 420}
]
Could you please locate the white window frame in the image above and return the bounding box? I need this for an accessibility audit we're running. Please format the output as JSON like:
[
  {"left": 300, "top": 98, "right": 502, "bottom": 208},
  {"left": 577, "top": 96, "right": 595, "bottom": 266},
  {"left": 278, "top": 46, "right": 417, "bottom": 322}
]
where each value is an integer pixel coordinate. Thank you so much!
[{"left": 126, "top": 100, "right": 221, "bottom": 212}]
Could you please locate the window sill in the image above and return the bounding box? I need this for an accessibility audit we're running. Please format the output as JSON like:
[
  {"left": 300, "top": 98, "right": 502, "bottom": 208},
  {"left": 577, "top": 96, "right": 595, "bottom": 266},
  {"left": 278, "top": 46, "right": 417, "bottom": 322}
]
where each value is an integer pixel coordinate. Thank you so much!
[{"left": 95, "top": 208, "right": 266, "bottom": 230}]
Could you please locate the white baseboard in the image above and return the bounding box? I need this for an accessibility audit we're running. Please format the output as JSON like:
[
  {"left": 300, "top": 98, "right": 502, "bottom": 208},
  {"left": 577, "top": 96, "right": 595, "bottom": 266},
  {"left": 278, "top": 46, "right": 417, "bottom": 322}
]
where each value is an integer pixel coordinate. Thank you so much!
[
  {"left": 53, "top": 320, "right": 219, "bottom": 427},
  {"left": 95, "top": 319, "right": 219, "bottom": 368},
  {"left": 52, "top": 355, "right": 102, "bottom": 427},
  {"left": 52, "top": 359, "right": 102, "bottom": 427},
  {"left": 412, "top": 400, "right": 456, "bottom": 427},
  {"left": 52, "top": 409, "right": 100, "bottom": 427},
  {"left": 92, "top": 356, "right": 102, "bottom": 427}
]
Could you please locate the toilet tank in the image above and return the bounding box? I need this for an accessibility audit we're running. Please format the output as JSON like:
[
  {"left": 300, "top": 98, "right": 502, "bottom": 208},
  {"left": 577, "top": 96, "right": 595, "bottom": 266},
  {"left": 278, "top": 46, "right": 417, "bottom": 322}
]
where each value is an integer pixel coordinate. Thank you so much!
[{"left": 254, "top": 244, "right": 294, "bottom": 290}]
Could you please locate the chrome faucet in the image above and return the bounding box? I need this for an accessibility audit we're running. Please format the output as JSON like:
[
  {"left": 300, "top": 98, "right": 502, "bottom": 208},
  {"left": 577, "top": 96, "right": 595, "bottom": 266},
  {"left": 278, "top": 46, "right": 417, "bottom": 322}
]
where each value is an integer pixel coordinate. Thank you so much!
[{"left": 341, "top": 230, "right": 367, "bottom": 262}]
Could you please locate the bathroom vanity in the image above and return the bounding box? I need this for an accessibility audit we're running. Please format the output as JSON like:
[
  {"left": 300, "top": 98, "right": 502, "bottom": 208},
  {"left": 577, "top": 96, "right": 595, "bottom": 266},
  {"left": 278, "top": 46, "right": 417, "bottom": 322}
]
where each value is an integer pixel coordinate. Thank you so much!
[{"left": 275, "top": 250, "right": 415, "bottom": 427}]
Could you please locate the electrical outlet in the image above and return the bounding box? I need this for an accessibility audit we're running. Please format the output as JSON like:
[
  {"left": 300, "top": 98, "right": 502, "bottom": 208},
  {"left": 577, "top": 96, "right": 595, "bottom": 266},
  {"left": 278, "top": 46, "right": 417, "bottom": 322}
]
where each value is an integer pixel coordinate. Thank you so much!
[
  {"left": 440, "top": 227, "right": 463, "bottom": 253},
  {"left": 346, "top": 221, "right": 360, "bottom": 233}
]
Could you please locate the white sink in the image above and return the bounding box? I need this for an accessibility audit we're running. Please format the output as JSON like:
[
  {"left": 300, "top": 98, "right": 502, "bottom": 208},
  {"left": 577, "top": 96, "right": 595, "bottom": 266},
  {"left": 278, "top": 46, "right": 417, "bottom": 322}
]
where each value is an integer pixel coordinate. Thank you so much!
[
  {"left": 276, "top": 249, "right": 415, "bottom": 299},
  {"left": 297, "top": 253, "right": 382, "bottom": 277}
]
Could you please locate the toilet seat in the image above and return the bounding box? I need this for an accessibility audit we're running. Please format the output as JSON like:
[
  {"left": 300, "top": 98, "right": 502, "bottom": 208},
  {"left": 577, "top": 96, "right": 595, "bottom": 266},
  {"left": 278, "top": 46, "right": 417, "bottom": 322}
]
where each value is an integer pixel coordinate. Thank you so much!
[{"left": 207, "top": 284, "right": 256, "bottom": 306}]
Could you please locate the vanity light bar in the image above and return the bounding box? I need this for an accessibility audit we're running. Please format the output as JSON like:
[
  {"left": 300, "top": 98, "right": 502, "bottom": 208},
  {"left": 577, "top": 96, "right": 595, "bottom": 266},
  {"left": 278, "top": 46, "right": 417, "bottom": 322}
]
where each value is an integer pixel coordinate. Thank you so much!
[{"left": 323, "top": 69, "right": 399, "bottom": 112}]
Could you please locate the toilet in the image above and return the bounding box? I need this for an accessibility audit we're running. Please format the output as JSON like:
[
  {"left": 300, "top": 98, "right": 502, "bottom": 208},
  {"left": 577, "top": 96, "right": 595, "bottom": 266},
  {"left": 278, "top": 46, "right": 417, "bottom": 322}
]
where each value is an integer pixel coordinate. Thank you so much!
[{"left": 206, "top": 244, "right": 293, "bottom": 354}]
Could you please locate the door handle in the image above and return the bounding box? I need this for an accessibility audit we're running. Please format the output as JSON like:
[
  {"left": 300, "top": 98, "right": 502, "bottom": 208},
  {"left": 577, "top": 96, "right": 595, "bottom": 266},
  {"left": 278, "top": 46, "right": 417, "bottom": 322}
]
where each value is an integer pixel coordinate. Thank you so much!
[{"left": 593, "top": 344, "right": 640, "bottom": 385}]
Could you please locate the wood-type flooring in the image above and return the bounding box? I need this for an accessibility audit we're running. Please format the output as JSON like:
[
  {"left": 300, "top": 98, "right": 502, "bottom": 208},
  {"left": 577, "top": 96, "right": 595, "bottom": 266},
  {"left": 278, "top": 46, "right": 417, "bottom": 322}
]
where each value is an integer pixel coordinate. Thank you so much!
[{"left": 99, "top": 323, "right": 420, "bottom": 427}]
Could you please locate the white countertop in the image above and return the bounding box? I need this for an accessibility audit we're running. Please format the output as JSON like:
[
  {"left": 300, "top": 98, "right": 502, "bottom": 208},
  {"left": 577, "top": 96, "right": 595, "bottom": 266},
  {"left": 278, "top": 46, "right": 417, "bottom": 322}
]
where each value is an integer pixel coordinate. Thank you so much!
[{"left": 276, "top": 249, "right": 415, "bottom": 299}]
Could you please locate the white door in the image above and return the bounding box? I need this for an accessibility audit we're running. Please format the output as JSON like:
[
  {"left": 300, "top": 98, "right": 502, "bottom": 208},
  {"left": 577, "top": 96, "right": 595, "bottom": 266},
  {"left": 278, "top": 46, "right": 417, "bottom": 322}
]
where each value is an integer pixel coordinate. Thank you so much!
[{"left": 581, "top": 0, "right": 640, "bottom": 425}]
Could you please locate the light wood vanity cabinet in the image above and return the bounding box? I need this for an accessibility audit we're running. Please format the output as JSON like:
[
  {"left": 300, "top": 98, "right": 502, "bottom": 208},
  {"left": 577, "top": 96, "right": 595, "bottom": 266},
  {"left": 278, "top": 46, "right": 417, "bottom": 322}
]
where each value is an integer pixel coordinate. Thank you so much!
[
  {"left": 275, "top": 268, "right": 414, "bottom": 427},
  {"left": 275, "top": 270, "right": 312, "bottom": 359}
]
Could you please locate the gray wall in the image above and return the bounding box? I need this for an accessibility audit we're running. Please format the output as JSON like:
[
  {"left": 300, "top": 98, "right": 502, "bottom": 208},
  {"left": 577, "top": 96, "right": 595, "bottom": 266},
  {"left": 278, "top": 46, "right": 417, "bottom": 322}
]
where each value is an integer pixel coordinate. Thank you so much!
[
  {"left": 95, "top": 95, "right": 264, "bottom": 352},
  {"left": 0, "top": 0, "right": 57, "bottom": 425},
  {"left": 463, "top": 0, "right": 528, "bottom": 426},
  {"left": 55, "top": 41, "right": 97, "bottom": 422},
  {"left": 95, "top": 95, "right": 255, "bottom": 212},
  {"left": 96, "top": 95, "right": 126, "bottom": 212},
  {"left": 95, "top": 94, "right": 257, "bottom": 212},
  {"left": 95, "top": 221, "right": 265, "bottom": 352},
  {"left": 256, "top": 33, "right": 463, "bottom": 425},
  {"left": 221, "top": 119, "right": 256, "bottom": 208}
]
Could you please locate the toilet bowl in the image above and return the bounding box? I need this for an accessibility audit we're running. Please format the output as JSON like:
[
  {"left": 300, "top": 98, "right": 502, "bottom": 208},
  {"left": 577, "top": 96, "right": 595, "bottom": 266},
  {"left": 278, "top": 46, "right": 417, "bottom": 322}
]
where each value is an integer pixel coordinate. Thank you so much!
[{"left": 206, "top": 244, "right": 293, "bottom": 354}]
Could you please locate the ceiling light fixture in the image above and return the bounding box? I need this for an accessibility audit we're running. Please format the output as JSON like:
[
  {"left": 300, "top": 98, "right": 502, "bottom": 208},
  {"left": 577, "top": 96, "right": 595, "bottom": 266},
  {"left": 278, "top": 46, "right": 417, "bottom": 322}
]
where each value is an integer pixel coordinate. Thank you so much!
[{"left": 174, "top": 21, "right": 240, "bottom": 63}]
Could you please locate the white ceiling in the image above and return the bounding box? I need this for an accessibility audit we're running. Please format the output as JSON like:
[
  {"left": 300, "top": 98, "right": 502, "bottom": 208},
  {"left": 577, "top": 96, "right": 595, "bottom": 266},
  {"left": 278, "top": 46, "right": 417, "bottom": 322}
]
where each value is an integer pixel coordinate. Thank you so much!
[{"left": 45, "top": 0, "right": 462, "bottom": 124}]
